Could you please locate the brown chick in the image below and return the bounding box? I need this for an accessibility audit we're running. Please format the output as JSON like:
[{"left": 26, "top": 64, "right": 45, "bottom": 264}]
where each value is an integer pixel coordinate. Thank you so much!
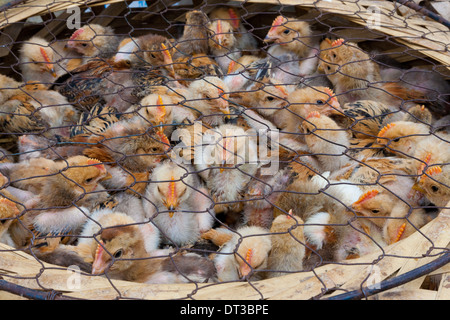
[
  {"left": 8, "top": 156, "right": 110, "bottom": 251},
  {"left": 0, "top": 172, "right": 22, "bottom": 246},
  {"left": 6, "top": 157, "right": 58, "bottom": 194},
  {"left": 301, "top": 111, "right": 351, "bottom": 172},
  {"left": 319, "top": 38, "right": 425, "bottom": 108},
  {"left": 91, "top": 224, "right": 217, "bottom": 284},
  {"left": 66, "top": 208, "right": 160, "bottom": 263},
  {"left": 264, "top": 15, "right": 320, "bottom": 77},
  {"left": 274, "top": 86, "right": 344, "bottom": 141},
  {"left": 172, "top": 54, "right": 223, "bottom": 83},
  {"left": 0, "top": 197, "right": 21, "bottom": 246},
  {"left": 231, "top": 81, "right": 289, "bottom": 119},
  {"left": 113, "top": 33, "right": 177, "bottom": 83},
  {"left": 382, "top": 203, "right": 430, "bottom": 245},
  {"left": 376, "top": 121, "right": 449, "bottom": 166},
  {"left": 173, "top": 10, "right": 210, "bottom": 60},
  {"left": 264, "top": 211, "right": 306, "bottom": 279},
  {"left": 350, "top": 187, "right": 430, "bottom": 245},
  {"left": 65, "top": 24, "right": 121, "bottom": 64},
  {"left": 413, "top": 165, "right": 450, "bottom": 208}
]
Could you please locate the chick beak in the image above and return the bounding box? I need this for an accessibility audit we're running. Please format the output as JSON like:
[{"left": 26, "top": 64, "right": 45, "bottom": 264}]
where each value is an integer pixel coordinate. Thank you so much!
[
  {"left": 47, "top": 65, "right": 57, "bottom": 78},
  {"left": 166, "top": 179, "right": 177, "bottom": 217},
  {"left": 100, "top": 171, "right": 113, "bottom": 182},
  {"left": 264, "top": 35, "right": 278, "bottom": 43},
  {"left": 92, "top": 241, "right": 107, "bottom": 275},
  {"left": 412, "top": 182, "right": 425, "bottom": 194},
  {"left": 219, "top": 98, "right": 230, "bottom": 119},
  {"left": 220, "top": 159, "right": 226, "bottom": 173},
  {"left": 216, "top": 20, "right": 223, "bottom": 46},
  {"left": 238, "top": 248, "right": 253, "bottom": 279}
]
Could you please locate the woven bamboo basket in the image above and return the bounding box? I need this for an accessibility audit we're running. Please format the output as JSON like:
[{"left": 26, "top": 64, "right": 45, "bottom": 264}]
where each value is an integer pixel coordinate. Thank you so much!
[{"left": 0, "top": 0, "right": 449, "bottom": 300}]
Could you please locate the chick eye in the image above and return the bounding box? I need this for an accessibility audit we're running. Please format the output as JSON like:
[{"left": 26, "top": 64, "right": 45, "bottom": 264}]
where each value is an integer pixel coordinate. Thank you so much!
[
  {"left": 327, "top": 66, "right": 331, "bottom": 71},
  {"left": 85, "top": 177, "right": 94, "bottom": 184},
  {"left": 392, "top": 138, "right": 401, "bottom": 143},
  {"left": 81, "top": 43, "right": 88, "bottom": 47},
  {"left": 431, "top": 185, "right": 439, "bottom": 193},
  {"left": 332, "top": 53, "right": 337, "bottom": 58},
  {"left": 283, "top": 29, "right": 290, "bottom": 34},
  {"left": 316, "top": 100, "right": 324, "bottom": 105},
  {"left": 371, "top": 209, "right": 380, "bottom": 214},
  {"left": 113, "top": 249, "right": 123, "bottom": 259},
  {"left": 151, "top": 147, "right": 159, "bottom": 152},
  {"left": 266, "top": 96, "right": 275, "bottom": 101},
  {"left": 150, "top": 53, "right": 156, "bottom": 59}
]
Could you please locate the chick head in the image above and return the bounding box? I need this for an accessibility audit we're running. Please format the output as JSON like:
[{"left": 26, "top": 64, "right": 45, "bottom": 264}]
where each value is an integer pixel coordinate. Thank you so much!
[
  {"left": 151, "top": 161, "right": 192, "bottom": 214},
  {"left": 234, "top": 231, "right": 272, "bottom": 279},
  {"left": 20, "top": 36, "right": 57, "bottom": 78},
  {"left": 66, "top": 24, "right": 113, "bottom": 57},
  {"left": 59, "top": 156, "right": 109, "bottom": 195},
  {"left": 376, "top": 121, "right": 430, "bottom": 156},
  {"left": 91, "top": 224, "right": 143, "bottom": 275},
  {"left": 264, "top": 16, "right": 312, "bottom": 57},
  {"left": 208, "top": 19, "right": 236, "bottom": 51}
]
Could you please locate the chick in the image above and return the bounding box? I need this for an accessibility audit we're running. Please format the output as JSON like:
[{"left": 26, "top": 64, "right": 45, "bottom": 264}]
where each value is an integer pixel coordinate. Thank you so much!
[
  {"left": 19, "top": 36, "right": 81, "bottom": 85},
  {"left": 9, "top": 156, "right": 110, "bottom": 250},
  {"left": 5, "top": 157, "right": 58, "bottom": 194},
  {"left": 91, "top": 221, "right": 217, "bottom": 284},
  {"left": 339, "top": 100, "right": 404, "bottom": 139},
  {"left": 230, "top": 81, "right": 289, "bottom": 119},
  {"left": 54, "top": 40, "right": 176, "bottom": 113},
  {"left": 213, "top": 225, "right": 272, "bottom": 282},
  {"left": 183, "top": 76, "right": 231, "bottom": 127},
  {"left": 0, "top": 80, "right": 79, "bottom": 138},
  {"left": 301, "top": 111, "right": 351, "bottom": 172},
  {"left": 142, "top": 160, "right": 215, "bottom": 247},
  {"left": 65, "top": 24, "right": 121, "bottom": 64},
  {"left": 172, "top": 54, "right": 223, "bottom": 83},
  {"left": 66, "top": 208, "right": 160, "bottom": 263},
  {"left": 113, "top": 33, "right": 177, "bottom": 83},
  {"left": 414, "top": 165, "right": 450, "bottom": 208},
  {"left": 73, "top": 119, "right": 169, "bottom": 195},
  {"left": 264, "top": 15, "right": 320, "bottom": 77},
  {"left": 376, "top": 121, "right": 449, "bottom": 164},
  {"left": 128, "top": 94, "right": 174, "bottom": 140},
  {"left": 209, "top": 6, "right": 258, "bottom": 52},
  {"left": 382, "top": 203, "right": 430, "bottom": 245},
  {"left": 207, "top": 19, "right": 241, "bottom": 74},
  {"left": 319, "top": 38, "right": 425, "bottom": 107},
  {"left": 243, "top": 168, "right": 292, "bottom": 229},
  {"left": 350, "top": 186, "right": 430, "bottom": 245},
  {"left": 173, "top": 10, "right": 210, "bottom": 60},
  {"left": 264, "top": 211, "right": 306, "bottom": 279},
  {"left": 272, "top": 87, "right": 343, "bottom": 142},
  {"left": 0, "top": 173, "right": 21, "bottom": 247},
  {"left": 194, "top": 124, "right": 259, "bottom": 226}
]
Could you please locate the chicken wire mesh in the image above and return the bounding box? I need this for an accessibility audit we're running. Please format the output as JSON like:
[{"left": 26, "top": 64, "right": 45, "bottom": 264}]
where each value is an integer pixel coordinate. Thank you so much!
[{"left": 0, "top": 0, "right": 449, "bottom": 301}]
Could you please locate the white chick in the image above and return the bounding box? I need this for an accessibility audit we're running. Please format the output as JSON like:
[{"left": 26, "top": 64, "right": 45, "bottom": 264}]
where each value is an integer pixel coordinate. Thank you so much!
[{"left": 142, "top": 160, "right": 215, "bottom": 247}]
